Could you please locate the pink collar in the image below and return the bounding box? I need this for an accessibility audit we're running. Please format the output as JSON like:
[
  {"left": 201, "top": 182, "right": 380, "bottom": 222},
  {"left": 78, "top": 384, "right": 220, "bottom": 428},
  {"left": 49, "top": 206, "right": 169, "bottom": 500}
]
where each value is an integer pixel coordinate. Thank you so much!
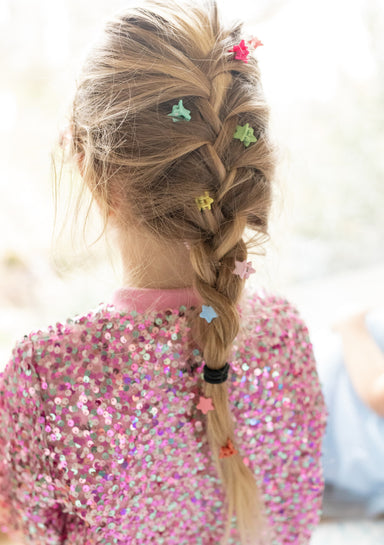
[{"left": 112, "top": 286, "right": 203, "bottom": 314}]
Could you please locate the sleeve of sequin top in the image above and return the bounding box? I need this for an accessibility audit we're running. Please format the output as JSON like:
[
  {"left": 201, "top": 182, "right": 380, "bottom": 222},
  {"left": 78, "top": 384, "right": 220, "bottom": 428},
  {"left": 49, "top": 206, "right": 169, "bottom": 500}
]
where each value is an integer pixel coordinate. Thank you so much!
[
  {"left": 0, "top": 338, "right": 63, "bottom": 544},
  {"left": 265, "top": 300, "right": 329, "bottom": 542}
]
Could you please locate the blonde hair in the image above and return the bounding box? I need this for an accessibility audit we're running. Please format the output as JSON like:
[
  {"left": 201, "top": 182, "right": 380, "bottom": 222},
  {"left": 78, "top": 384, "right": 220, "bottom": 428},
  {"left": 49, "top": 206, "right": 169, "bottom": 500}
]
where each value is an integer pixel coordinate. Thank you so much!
[{"left": 57, "top": 1, "right": 276, "bottom": 543}]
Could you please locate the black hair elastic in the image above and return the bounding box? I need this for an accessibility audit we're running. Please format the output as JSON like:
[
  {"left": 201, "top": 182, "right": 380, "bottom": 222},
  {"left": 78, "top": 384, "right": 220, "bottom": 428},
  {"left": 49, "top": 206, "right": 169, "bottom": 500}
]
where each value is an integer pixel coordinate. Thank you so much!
[{"left": 203, "top": 362, "right": 230, "bottom": 384}]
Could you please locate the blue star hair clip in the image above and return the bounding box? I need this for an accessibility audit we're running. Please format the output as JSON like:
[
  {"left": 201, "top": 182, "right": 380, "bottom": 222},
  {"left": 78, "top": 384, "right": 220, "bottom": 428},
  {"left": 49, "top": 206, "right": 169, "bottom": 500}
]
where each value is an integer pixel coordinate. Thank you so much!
[
  {"left": 200, "top": 305, "right": 218, "bottom": 323},
  {"left": 167, "top": 99, "right": 191, "bottom": 122}
]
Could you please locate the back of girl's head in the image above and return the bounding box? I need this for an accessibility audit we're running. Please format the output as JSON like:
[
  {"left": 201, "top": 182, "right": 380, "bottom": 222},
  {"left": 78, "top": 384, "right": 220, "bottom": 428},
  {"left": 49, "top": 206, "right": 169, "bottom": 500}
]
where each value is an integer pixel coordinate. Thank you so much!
[{"left": 62, "top": 1, "right": 275, "bottom": 543}]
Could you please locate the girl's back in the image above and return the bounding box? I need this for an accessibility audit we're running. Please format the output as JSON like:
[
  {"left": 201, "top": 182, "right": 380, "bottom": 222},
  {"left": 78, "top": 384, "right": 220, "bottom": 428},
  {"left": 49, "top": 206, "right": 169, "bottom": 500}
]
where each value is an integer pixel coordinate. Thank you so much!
[
  {"left": 1, "top": 286, "right": 327, "bottom": 544},
  {"left": 0, "top": 1, "right": 328, "bottom": 543}
]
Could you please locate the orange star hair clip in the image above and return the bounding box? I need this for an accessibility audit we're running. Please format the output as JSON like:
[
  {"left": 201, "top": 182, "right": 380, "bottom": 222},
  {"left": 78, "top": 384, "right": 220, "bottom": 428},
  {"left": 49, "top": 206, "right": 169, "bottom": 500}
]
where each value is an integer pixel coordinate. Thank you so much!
[{"left": 219, "top": 438, "right": 238, "bottom": 459}]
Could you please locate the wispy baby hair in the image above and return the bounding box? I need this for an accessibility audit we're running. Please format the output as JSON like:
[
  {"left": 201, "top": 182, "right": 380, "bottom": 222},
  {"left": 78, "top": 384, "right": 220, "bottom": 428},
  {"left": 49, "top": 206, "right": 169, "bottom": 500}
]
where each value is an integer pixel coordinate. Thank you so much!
[{"left": 60, "top": 0, "right": 276, "bottom": 543}]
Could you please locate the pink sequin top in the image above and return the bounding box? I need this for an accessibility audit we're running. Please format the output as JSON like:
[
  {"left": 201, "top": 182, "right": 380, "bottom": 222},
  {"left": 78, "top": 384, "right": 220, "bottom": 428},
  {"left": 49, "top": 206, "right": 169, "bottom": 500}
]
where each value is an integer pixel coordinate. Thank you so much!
[{"left": 0, "top": 286, "right": 328, "bottom": 544}]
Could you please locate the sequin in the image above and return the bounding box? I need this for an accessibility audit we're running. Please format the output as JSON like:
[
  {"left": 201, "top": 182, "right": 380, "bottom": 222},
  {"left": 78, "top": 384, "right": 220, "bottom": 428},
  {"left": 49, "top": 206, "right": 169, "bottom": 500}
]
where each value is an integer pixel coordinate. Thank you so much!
[{"left": 0, "top": 289, "right": 328, "bottom": 544}]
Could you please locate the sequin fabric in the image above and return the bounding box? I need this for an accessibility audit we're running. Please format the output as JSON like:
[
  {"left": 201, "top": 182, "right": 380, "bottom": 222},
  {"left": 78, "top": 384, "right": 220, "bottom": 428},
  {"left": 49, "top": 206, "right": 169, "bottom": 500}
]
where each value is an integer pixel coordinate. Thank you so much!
[{"left": 0, "top": 289, "right": 328, "bottom": 545}]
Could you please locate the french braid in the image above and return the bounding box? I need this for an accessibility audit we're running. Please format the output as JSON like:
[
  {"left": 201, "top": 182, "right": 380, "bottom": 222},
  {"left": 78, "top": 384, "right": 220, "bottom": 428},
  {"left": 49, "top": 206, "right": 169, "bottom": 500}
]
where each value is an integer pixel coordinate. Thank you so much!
[
  {"left": 189, "top": 79, "right": 270, "bottom": 545},
  {"left": 60, "top": 1, "right": 276, "bottom": 543}
]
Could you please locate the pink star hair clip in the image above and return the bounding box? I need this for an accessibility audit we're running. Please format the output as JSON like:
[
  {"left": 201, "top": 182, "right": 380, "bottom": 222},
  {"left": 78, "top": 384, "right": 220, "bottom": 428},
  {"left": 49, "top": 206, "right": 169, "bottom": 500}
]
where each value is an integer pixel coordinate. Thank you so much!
[
  {"left": 233, "top": 260, "right": 256, "bottom": 280},
  {"left": 228, "top": 39, "right": 250, "bottom": 63},
  {"left": 247, "top": 36, "right": 264, "bottom": 50},
  {"left": 196, "top": 396, "right": 215, "bottom": 415}
]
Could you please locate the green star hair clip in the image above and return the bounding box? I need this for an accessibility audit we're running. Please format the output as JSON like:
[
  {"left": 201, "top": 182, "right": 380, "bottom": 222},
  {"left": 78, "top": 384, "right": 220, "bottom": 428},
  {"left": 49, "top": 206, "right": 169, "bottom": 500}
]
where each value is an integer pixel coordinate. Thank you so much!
[
  {"left": 233, "top": 123, "right": 258, "bottom": 147},
  {"left": 168, "top": 99, "right": 191, "bottom": 122}
]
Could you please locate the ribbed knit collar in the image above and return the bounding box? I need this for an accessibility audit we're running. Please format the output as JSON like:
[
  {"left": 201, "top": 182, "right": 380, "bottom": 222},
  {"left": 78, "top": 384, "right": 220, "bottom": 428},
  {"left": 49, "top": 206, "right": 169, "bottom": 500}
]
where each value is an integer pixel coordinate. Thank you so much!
[{"left": 112, "top": 285, "right": 203, "bottom": 314}]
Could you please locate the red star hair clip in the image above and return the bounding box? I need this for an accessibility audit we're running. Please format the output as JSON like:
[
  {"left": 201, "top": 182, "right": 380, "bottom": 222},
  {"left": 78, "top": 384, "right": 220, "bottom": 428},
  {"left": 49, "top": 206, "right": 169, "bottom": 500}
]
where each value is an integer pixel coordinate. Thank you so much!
[{"left": 228, "top": 39, "right": 250, "bottom": 63}]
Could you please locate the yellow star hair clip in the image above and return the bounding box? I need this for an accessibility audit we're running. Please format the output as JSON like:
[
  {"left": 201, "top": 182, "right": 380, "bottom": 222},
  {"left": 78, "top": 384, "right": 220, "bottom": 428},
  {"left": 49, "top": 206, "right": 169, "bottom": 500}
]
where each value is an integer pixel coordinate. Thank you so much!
[
  {"left": 233, "top": 123, "right": 258, "bottom": 147},
  {"left": 195, "top": 191, "right": 214, "bottom": 211}
]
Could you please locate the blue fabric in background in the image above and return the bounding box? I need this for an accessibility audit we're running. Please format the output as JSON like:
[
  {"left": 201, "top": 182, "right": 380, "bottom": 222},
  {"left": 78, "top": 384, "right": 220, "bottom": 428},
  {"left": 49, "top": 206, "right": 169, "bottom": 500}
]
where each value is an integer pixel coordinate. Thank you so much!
[{"left": 310, "top": 308, "right": 384, "bottom": 517}]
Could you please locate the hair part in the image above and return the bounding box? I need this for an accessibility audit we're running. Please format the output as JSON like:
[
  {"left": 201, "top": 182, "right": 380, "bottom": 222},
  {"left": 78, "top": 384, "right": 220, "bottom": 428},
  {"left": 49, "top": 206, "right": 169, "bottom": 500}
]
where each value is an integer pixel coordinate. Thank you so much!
[{"left": 55, "top": 1, "right": 276, "bottom": 542}]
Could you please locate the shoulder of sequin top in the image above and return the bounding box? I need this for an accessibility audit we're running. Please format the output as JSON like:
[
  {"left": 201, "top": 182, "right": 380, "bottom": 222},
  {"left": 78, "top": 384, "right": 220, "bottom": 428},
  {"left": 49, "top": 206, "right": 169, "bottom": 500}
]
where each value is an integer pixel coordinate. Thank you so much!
[
  {"left": 15, "top": 290, "right": 306, "bottom": 353},
  {"left": 15, "top": 301, "right": 197, "bottom": 373}
]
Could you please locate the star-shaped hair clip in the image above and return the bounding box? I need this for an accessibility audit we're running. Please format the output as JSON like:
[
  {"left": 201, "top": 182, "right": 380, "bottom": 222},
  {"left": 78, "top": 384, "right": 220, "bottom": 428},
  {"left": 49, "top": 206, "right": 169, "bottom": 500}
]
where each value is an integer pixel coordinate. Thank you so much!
[
  {"left": 196, "top": 396, "right": 215, "bottom": 415},
  {"left": 200, "top": 305, "right": 218, "bottom": 323},
  {"left": 233, "top": 260, "right": 256, "bottom": 280},
  {"left": 228, "top": 39, "right": 250, "bottom": 63},
  {"left": 247, "top": 36, "right": 264, "bottom": 50},
  {"left": 167, "top": 99, "right": 191, "bottom": 122},
  {"left": 195, "top": 191, "right": 214, "bottom": 211},
  {"left": 219, "top": 438, "right": 238, "bottom": 459},
  {"left": 233, "top": 123, "right": 258, "bottom": 148}
]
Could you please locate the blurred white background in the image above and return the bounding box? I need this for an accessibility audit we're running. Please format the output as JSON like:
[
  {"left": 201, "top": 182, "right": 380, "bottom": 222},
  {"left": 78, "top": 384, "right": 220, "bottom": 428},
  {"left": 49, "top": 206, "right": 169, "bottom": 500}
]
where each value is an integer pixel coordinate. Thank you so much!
[{"left": 0, "top": 0, "right": 384, "bottom": 363}]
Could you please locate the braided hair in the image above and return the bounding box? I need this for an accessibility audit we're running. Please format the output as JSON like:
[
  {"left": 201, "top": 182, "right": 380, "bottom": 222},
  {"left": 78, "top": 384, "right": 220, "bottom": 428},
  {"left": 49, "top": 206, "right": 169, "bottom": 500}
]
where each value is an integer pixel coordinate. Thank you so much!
[{"left": 59, "top": 1, "right": 276, "bottom": 543}]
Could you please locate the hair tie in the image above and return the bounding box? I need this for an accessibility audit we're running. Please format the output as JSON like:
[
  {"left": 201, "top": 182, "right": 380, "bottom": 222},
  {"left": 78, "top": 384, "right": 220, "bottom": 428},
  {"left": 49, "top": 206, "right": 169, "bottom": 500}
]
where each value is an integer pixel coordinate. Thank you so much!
[{"left": 203, "top": 361, "right": 230, "bottom": 384}]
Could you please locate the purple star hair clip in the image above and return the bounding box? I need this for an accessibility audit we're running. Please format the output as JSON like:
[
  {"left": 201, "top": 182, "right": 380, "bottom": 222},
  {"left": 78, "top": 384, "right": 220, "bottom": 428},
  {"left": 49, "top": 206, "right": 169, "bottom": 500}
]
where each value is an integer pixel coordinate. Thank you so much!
[
  {"left": 228, "top": 39, "right": 250, "bottom": 63},
  {"left": 233, "top": 260, "right": 256, "bottom": 280},
  {"left": 200, "top": 305, "right": 218, "bottom": 323}
]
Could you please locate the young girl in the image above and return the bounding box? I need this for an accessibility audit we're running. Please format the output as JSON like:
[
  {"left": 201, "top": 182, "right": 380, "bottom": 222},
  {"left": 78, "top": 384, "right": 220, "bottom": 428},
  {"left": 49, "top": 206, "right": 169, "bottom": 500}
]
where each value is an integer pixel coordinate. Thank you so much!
[{"left": 0, "top": 1, "right": 328, "bottom": 544}]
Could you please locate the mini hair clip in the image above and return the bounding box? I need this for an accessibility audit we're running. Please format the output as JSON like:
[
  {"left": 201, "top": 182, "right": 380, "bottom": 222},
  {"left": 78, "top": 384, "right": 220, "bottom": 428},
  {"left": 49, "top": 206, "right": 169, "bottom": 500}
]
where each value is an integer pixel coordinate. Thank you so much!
[
  {"left": 219, "top": 438, "right": 238, "bottom": 459},
  {"left": 233, "top": 260, "right": 256, "bottom": 279},
  {"left": 233, "top": 123, "right": 257, "bottom": 148},
  {"left": 196, "top": 396, "right": 215, "bottom": 415},
  {"left": 228, "top": 39, "right": 250, "bottom": 63},
  {"left": 200, "top": 305, "right": 218, "bottom": 323},
  {"left": 247, "top": 36, "right": 264, "bottom": 50},
  {"left": 167, "top": 99, "right": 191, "bottom": 122},
  {"left": 195, "top": 191, "right": 214, "bottom": 211}
]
